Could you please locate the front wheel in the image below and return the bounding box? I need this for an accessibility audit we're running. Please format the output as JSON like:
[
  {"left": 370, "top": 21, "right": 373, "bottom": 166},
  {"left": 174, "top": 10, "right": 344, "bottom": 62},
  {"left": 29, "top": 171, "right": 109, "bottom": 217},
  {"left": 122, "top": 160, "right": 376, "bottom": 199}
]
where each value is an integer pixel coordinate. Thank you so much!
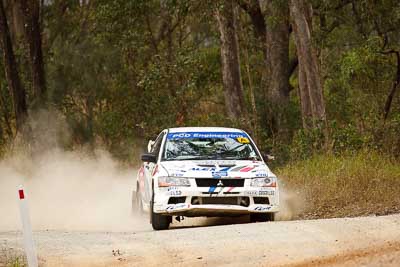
[
  {"left": 151, "top": 192, "right": 171, "bottom": 230},
  {"left": 250, "top": 213, "right": 275, "bottom": 223}
]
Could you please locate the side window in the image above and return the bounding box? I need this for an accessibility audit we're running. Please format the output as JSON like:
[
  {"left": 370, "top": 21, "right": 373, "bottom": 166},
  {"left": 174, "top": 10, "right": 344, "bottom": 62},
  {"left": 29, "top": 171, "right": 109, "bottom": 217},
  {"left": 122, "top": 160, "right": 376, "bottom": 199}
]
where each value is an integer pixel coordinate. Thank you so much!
[{"left": 151, "top": 132, "right": 165, "bottom": 156}]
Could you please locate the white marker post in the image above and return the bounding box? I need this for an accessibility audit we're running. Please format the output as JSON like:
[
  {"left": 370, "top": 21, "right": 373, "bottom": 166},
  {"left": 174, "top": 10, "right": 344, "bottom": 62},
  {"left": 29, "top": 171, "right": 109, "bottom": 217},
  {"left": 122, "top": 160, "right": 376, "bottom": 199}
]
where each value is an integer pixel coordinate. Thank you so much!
[{"left": 18, "top": 186, "right": 38, "bottom": 267}]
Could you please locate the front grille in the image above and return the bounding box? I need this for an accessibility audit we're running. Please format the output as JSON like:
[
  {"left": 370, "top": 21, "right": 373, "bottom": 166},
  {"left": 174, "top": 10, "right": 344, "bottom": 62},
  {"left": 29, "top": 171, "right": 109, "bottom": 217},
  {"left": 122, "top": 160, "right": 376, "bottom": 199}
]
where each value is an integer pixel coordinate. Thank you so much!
[
  {"left": 191, "top": 196, "right": 250, "bottom": 207},
  {"left": 195, "top": 178, "right": 245, "bottom": 187},
  {"left": 168, "top": 197, "right": 186, "bottom": 204}
]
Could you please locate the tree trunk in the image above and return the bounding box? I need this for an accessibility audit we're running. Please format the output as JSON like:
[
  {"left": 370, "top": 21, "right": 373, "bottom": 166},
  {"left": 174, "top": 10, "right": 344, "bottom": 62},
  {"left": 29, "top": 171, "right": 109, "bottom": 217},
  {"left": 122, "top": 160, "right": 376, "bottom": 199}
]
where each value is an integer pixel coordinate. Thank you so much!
[
  {"left": 216, "top": 0, "right": 246, "bottom": 119},
  {"left": 383, "top": 51, "right": 400, "bottom": 121},
  {"left": 290, "top": 0, "right": 326, "bottom": 128},
  {"left": 0, "top": 0, "right": 28, "bottom": 133},
  {"left": 0, "top": 89, "right": 14, "bottom": 139},
  {"left": 20, "top": 0, "right": 46, "bottom": 107},
  {"left": 298, "top": 62, "right": 312, "bottom": 128},
  {"left": 237, "top": 0, "right": 290, "bottom": 133},
  {"left": 236, "top": 0, "right": 268, "bottom": 74},
  {"left": 9, "top": 0, "right": 24, "bottom": 43},
  {"left": 266, "top": 0, "right": 290, "bottom": 105},
  {"left": 264, "top": 0, "right": 290, "bottom": 133}
]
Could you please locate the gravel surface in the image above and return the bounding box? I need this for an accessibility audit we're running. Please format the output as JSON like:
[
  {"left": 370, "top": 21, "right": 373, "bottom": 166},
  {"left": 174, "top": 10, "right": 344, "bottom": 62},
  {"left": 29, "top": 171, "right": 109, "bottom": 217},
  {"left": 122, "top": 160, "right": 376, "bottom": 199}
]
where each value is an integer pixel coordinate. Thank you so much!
[{"left": 1, "top": 214, "right": 400, "bottom": 267}]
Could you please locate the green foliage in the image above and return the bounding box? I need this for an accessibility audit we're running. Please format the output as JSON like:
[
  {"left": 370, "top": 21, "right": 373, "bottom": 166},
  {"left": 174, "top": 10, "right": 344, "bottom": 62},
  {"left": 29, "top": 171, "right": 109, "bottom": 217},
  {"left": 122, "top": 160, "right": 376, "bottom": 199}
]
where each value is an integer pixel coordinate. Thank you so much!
[
  {"left": 0, "top": 0, "right": 399, "bottom": 164},
  {"left": 330, "top": 122, "right": 365, "bottom": 152},
  {"left": 290, "top": 127, "right": 325, "bottom": 160}
]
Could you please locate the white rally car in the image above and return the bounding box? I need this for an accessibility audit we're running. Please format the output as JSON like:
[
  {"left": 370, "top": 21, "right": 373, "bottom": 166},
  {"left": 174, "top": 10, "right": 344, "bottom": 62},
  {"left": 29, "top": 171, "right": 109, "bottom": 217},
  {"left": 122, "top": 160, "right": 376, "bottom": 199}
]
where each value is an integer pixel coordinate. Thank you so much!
[{"left": 133, "top": 127, "right": 279, "bottom": 230}]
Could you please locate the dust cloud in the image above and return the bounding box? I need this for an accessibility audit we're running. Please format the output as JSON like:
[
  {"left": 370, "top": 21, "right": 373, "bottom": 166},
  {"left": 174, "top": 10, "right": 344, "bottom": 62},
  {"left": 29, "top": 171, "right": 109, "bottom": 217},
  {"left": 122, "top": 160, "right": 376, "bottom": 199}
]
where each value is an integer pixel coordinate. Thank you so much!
[
  {"left": 0, "top": 148, "right": 301, "bottom": 231},
  {"left": 0, "top": 149, "right": 149, "bottom": 232},
  {"left": 276, "top": 186, "right": 305, "bottom": 221},
  {"left": 0, "top": 110, "right": 301, "bottom": 233},
  {"left": 0, "top": 110, "right": 148, "bottom": 232}
]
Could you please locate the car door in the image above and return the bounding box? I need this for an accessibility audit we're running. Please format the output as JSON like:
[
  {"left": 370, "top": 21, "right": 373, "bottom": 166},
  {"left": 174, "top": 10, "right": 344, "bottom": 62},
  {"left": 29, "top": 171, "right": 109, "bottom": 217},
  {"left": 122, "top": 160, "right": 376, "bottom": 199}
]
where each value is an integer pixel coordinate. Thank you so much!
[{"left": 143, "top": 131, "right": 165, "bottom": 204}]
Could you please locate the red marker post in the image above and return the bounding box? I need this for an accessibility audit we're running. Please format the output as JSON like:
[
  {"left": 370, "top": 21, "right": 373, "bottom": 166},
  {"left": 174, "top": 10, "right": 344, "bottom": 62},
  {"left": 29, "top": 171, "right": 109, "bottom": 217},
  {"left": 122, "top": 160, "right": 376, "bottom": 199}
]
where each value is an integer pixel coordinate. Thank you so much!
[{"left": 18, "top": 186, "right": 38, "bottom": 267}]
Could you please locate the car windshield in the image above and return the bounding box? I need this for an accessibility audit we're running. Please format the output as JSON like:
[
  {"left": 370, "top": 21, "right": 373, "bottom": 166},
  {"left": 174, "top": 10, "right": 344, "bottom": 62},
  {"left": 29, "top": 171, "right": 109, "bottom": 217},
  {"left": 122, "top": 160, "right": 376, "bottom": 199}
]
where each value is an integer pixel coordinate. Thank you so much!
[{"left": 162, "top": 132, "right": 261, "bottom": 161}]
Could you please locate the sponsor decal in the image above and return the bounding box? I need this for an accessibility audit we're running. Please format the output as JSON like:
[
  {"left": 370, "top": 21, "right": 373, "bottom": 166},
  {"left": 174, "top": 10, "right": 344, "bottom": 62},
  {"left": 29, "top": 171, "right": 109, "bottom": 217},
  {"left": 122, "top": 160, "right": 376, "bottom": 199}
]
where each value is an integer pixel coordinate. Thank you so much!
[
  {"left": 254, "top": 206, "right": 272, "bottom": 211},
  {"left": 230, "top": 165, "right": 246, "bottom": 171},
  {"left": 170, "top": 172, "right": 184, "bottom": 177},
  {"left": 208, "top": 186, "right": 217, "bottom": 193},
  {"left": 167, "top": 186, "right": 180, "bottom": 191},
  {"left": 240, "top": 166, "right": 255, "bottom": 172},
  {"left": 246, "top": 190, "right": 274, "bottom": 196},
  {"left": 169, "top": 191, "right": 182, "bottom": 196},
  {"left": 166, "top": 203, "right": 189, "bottom": 211},
  {"left": 255, "top": 172, "right": 268, "bottom": 177},
  {"left": 138, "top": 166, "right": 144, "bottom": 176},
  {"left": 212, "top": 171, "right": 228, "bottom": 178},
  {"left": 191, "top": 166, "right": 232, "bottom": 177},
  {"left": 259, "top": 190, "right": 275, "bottom": 196},
  {"left": 199, "top": 160, "right": 237, "bottom": 165},
  {"left": 237, "top": 137, "right": 250, "bottom": 144},
  {"left": 167, "top": 187, "right": 182, "bottom": 196},
  {"left": 192, "top": 167, "right": 217, "bottom": 171},
  {"left": 226, "top": 186, "right": 235, "bottom": 192},
  {"left": 167, "top": 132, "right": 249, "bottom": 140},
  {"left": 152, "top": 164, "right": 159, "bottom": 176}
]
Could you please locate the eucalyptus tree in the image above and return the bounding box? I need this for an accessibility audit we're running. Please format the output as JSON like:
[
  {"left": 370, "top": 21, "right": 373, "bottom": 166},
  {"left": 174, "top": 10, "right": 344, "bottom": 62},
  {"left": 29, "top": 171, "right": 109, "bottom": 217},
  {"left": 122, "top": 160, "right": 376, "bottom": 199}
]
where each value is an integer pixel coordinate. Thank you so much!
[
  {"left": 0, "top": 0, "right": 28, "bottom": 134},
  {"left": 215, "top": 0, "right": 246, "bottom": 119}
]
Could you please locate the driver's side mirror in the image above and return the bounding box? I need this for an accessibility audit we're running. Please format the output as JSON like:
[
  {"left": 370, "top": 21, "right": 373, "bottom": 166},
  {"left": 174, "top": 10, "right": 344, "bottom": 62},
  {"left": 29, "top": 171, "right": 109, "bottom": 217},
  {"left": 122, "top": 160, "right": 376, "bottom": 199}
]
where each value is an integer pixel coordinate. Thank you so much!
[
  {"left": 147, "top": 140, "right": 155, "bottom": 153},
  {"left": 141, "top": 153, "right": 157, "bottom": 163}
]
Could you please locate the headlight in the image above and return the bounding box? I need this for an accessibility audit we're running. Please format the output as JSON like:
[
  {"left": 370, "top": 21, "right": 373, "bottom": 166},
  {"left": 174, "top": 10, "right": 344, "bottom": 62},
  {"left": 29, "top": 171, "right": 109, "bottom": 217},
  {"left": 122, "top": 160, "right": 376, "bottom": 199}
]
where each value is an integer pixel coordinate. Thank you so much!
[
  {"left": 158, "top": 176, "right": 190, "bottom": 187},
  {"left": 250, "top": 177, "right": 277, "bottom": 187}
]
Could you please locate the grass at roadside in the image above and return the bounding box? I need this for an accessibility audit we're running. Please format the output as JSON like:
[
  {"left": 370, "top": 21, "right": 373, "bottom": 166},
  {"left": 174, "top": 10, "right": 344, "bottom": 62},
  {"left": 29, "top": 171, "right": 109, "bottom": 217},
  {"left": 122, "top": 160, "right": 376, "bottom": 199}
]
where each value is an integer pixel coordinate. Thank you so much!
[
  {"left": 277, "top": 150, "right": 400, "bottom": 219},
  {"left": 0, "top": 246, "right": 27, "bottom": 267}
]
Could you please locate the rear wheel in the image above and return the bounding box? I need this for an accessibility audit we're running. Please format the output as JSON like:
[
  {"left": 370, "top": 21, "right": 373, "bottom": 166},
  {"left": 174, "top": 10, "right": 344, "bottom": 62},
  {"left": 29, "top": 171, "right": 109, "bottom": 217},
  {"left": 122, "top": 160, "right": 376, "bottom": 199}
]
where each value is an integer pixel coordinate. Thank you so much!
[
  {"left": 250, "top": 213, "right": 275, "bottom": 223},
  {"left": 151, "top": 192, "right": 171, "bottom": 230}
]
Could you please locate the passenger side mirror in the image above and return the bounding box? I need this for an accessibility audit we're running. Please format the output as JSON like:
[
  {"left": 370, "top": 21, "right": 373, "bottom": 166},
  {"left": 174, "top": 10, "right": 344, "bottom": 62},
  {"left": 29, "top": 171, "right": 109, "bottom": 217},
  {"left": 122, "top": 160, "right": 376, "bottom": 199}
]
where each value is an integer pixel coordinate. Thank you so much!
[
  {"left": 267, "top": 154, "right": 275, "bottom": 161},
  {"left": 263, "top": 153, "right": 275, "bottom": 162},
  {"left": 141, "top": 153, "right": 157, "bottom": 163}
]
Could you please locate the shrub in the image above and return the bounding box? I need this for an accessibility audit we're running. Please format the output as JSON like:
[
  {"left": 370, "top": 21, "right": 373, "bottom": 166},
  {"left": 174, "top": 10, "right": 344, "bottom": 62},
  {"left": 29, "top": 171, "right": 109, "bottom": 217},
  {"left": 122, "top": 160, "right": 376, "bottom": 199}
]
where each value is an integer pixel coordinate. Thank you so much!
[{"left": 277, "top": 150, "right": 400, "bottom": 219}]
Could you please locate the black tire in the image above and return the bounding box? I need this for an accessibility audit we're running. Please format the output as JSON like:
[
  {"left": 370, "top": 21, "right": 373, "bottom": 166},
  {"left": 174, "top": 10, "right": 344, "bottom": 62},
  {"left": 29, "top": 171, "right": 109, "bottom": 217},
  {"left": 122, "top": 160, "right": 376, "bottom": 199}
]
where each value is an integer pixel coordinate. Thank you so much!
[
  {"left": 250, "top": 213, "right": 275, "bottom": 223},
  {"left": 151, "top": 191, "right": 171, "bottom": 230}
]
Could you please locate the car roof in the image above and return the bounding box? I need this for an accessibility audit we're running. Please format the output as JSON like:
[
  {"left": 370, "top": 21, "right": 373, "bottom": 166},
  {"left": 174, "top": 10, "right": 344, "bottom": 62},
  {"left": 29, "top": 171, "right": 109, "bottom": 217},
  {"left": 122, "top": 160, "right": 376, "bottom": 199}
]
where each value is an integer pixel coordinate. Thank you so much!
[{"left": 167, "top": 127, "right": 245, "bottom": 133}]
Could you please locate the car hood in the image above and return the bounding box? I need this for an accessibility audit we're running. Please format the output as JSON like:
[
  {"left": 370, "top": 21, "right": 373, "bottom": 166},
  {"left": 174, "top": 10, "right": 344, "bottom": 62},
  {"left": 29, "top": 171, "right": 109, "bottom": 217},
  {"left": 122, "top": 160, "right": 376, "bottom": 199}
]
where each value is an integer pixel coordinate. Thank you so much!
[{"left": 159, "top": 160, "right": 273, "bottom": 179}]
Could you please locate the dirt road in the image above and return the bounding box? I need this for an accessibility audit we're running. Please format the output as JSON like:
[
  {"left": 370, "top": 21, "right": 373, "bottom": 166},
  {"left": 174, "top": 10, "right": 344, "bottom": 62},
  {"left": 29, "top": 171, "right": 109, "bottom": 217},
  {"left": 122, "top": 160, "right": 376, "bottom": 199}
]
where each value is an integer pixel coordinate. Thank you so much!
[{"left": 1, "top": 214, "right": 400, "bottom": 267}]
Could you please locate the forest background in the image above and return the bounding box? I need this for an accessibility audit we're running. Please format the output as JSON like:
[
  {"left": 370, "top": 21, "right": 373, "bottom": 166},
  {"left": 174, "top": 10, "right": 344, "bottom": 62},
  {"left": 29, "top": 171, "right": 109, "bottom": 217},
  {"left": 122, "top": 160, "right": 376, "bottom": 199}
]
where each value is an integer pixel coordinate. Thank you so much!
[{"left": 1, "top": 0, "right": 399, "bottom": 218}]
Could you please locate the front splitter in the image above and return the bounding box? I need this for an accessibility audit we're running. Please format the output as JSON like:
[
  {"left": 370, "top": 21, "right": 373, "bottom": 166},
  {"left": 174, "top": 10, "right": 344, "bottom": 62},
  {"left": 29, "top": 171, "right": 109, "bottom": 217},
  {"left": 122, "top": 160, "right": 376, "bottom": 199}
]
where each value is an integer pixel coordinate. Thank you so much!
[{"left": 154, "top": 203, "right": 279, "bottom": 217}]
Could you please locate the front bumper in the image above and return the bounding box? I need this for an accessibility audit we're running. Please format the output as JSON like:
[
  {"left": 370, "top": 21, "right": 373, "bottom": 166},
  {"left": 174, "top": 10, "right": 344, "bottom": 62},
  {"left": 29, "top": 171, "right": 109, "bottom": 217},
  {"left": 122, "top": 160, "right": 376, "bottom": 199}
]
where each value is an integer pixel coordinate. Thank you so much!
[
  {"left": 153, "top": 185, "right": 279, "bottom": 216},
  {"left": 159, "top": 203, "right": 279, "bottom": 216}
]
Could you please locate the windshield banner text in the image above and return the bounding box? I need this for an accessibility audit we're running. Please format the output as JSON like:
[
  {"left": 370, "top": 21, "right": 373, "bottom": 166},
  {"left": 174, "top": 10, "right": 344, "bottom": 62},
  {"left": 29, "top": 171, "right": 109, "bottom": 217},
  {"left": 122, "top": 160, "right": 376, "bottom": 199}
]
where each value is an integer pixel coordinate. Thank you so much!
[{"left": 167, "top": 132, "right": 248, "bottom": 140}]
